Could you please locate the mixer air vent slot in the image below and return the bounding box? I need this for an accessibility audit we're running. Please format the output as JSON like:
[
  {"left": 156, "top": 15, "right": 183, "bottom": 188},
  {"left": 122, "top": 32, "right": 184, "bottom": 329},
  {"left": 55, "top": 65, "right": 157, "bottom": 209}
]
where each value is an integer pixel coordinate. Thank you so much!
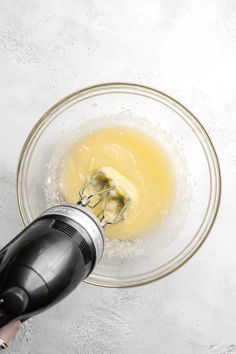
[
  {"left": 78, "top": 237, "right": 91, "bottom": 265},
  {"left": 51, "top": 220, "right": 77, "bottom": 238}
]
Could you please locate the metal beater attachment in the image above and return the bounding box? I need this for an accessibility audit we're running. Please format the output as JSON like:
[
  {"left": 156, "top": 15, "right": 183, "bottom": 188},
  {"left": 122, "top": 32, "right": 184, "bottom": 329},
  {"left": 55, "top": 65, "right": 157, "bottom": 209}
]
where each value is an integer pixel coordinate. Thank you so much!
[{"left": 77, "top": 169, "right": 130, "bottom": 227}]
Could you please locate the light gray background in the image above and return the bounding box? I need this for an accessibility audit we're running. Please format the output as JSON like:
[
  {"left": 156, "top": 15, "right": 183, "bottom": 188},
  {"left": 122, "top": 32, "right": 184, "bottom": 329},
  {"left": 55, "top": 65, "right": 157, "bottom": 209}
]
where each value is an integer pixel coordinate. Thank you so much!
[{"left": 0, "top": 1, "right": 235, "bottom": 353}]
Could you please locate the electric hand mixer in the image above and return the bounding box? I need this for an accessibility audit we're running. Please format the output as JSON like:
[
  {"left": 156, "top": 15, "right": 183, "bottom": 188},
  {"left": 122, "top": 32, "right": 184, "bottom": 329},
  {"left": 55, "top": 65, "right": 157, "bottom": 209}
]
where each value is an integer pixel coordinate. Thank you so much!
[{"left": 0, "top": 169, "right": 130, "bottom": 326}]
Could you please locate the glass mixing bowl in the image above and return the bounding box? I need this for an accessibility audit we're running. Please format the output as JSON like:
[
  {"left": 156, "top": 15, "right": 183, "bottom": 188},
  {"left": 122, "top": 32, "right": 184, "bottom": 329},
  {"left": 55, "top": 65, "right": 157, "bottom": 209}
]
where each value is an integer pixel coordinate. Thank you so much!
[{"left": 17, "top": 83, "right": 221, "bottom": 287}]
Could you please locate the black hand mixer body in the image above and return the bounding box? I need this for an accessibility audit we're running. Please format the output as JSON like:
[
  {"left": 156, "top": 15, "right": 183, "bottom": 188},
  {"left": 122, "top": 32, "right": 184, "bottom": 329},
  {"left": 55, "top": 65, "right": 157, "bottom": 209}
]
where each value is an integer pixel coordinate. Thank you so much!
[{"left": 0, "top": 205, "right": 104, "bottom": 326}]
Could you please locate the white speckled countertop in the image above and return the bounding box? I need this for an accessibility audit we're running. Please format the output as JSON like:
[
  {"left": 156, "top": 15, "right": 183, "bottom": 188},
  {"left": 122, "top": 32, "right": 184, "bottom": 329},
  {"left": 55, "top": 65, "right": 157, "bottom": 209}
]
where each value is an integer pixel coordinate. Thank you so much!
[{"left": 0, "top": 1, "right": 236, "bottom": 353}]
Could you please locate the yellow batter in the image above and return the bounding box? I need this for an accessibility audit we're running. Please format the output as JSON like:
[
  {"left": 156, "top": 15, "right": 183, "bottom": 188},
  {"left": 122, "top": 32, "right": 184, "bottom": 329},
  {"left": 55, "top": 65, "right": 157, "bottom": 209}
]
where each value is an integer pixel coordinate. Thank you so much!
[{"left": 61, "top": 126, "right": 175, "bottom": 240}]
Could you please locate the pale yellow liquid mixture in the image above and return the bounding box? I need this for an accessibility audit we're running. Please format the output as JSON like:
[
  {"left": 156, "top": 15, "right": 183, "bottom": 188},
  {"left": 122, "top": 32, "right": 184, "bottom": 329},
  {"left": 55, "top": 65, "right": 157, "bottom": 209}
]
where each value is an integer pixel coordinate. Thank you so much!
[{"left": 62, "top": 126, "right": 175, "bottom": 240}]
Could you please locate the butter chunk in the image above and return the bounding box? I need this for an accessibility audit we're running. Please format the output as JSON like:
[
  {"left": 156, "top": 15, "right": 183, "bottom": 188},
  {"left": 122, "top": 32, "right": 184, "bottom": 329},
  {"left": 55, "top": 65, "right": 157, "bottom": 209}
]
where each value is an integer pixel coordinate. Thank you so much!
[{"left": 99, "top": 167, "right": 138, "bottom": 203}]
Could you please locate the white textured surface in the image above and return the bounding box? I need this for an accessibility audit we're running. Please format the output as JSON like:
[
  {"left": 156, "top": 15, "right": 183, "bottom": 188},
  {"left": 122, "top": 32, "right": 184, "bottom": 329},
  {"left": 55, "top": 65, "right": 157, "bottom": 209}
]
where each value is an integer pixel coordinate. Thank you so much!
[{"left": 0, "top": 1, "right": 236, "bottom": 353}]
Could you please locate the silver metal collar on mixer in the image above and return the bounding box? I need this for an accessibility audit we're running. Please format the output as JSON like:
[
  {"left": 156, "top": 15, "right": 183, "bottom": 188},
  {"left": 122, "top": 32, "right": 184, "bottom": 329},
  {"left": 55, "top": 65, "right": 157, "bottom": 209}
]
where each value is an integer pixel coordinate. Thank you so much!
[{"left": 39, "top": 204, "right": 104, "bottom": 264}]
